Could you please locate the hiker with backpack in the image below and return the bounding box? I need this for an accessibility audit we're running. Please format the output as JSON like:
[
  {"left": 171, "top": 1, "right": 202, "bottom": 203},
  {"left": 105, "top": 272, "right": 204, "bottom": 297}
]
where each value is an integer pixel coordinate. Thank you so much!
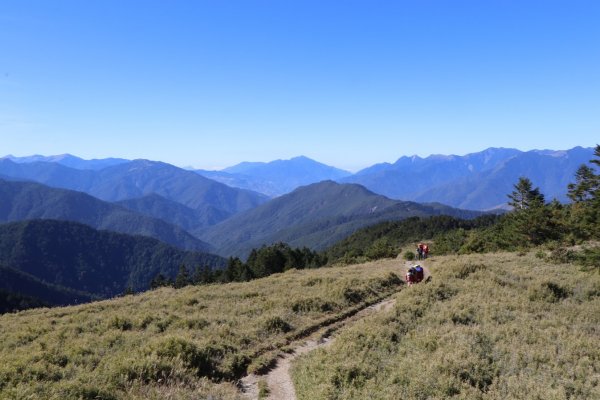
[{"left": 406, "top": 267, "right": 416, "bottom": 285}]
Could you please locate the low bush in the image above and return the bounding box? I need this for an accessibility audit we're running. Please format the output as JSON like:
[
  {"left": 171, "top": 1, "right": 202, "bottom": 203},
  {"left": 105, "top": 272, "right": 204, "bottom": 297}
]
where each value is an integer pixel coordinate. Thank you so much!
[{"left": 262, "top": 316, "right": 292, "bottom": 334}]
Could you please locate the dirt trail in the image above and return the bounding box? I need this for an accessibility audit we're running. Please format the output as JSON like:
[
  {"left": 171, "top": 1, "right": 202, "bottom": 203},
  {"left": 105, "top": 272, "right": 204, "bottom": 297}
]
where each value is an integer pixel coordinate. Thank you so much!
[{"left": 240, "top": 261, "right": 430, "bottom": 400}]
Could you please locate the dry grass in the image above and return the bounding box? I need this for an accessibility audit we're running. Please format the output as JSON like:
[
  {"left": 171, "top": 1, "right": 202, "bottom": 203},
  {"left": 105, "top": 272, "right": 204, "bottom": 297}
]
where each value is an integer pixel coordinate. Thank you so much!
[
  {"left": 292, "top": 252, "right": 600, "bottom": 400},
  {"left": 0, "top": 259, "right": 404, "bottom": 399}
]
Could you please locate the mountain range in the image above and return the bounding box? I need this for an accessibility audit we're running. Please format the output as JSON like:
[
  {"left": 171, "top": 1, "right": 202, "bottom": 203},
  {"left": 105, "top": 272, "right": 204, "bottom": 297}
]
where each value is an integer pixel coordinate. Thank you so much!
[
  {"left": 1, "top": 154, "right": 129, "bottom": 170},
  {"left": 342, "top": 147, "right": 594, "bottom": 210},
  {"left": 0, "top": 158, "right": 268, "bottom": 226},
  {"left": 1, "top": 146, "right": 593, "bottom": 258},
  {"left": 4, "top": 147, "right": 592, "bottom": 211}
]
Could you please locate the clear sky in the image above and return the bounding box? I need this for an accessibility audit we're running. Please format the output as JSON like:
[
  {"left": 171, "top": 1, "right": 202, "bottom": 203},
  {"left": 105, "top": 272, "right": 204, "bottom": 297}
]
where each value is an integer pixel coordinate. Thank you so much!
[{"left": 1, "top": 1, "right": 598, "bottom": 171}]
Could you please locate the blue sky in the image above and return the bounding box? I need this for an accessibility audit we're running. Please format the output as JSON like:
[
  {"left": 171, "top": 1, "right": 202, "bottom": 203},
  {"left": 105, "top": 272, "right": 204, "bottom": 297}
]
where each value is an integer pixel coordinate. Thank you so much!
[{"left": 1, "top": 1, "right": 598, "bottom": 171}]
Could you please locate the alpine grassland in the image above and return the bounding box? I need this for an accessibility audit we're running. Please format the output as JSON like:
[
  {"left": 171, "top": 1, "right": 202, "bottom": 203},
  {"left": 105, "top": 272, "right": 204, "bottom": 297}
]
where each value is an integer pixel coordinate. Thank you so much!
[
  {"left": 292, "top": 252, "right": 600, "bottom": 400},
  {"left": 0, "top": 259, "right": 404, "bottom": 399}
]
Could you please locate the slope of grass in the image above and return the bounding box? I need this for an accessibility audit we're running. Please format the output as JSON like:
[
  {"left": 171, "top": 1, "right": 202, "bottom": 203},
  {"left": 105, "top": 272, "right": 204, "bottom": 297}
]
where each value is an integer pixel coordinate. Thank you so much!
[
  {"left": 292, "top": 252, "right": 600, "bottom": 400},
  {"left": 0, "top": 259, "right": 404, "bottom": 399}
]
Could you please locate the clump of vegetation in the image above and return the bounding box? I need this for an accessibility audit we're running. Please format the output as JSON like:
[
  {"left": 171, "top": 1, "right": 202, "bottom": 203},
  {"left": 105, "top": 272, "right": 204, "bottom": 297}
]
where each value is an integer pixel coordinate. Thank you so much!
[
  {"left": 258, "top": 379, "right": 269, "bottom": 399},
  {"left": 292, "top": 252, "right": 600, "bottom": 399},
  {"left": 262, "top": 316, "right": 292, "bottom": 334}
]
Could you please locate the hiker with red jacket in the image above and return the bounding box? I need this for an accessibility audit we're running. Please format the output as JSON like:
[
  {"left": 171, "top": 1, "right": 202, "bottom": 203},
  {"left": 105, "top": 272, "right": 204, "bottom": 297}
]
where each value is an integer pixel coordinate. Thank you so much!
[
  {"left": 417, "top": 243, "right": 424, "bottom": 260},
  {"left": 406, "top": 266, "right": 416, "bottom": 285}
]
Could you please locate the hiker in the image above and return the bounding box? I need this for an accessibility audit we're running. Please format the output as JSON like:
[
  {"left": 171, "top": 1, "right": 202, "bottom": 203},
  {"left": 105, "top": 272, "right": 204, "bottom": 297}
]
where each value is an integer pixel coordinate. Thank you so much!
[
  {"left": 423, "top": 244, "right": 429, "bottom": 259},
  {"left": 406, "top": 267, "right": 415, "bottom": 285},
  {"left": 417, "top": 243, "right": 424, "bottom": 260},
  {"left": 415, "top": 265, "right": 424, "bottom": 282}
]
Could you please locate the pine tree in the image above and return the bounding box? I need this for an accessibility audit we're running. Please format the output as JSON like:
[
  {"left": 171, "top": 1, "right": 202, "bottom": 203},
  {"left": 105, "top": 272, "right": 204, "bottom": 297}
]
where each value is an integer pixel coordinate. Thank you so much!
[
  {"left": 567, "top": 165, "right": 599, "bottom": 202},
  {"left": 567, "top": 145, "right": 600, "bottom": 240},
  {"left": 507, "top": 177, "right": 545, "bottom": 210},
  {"left": 174, "top": 265, "right": 190, "bottom": 288},
  {"left": 507, "top": 177, "right": 555, "bottom": 245},
  {"left": 592, "top": 144, "right": 600, "bottom": 168},
  {"left": 150, "top": 273, "right": 169, "bottom": 289}
]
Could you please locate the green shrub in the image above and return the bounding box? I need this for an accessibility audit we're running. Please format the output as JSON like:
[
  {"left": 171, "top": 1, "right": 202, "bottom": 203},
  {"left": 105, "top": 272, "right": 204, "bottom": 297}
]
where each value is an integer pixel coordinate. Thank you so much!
[
  {"left": 529, "top": 281, "right": 572, "bottom": 303},
  {"left": 576, "top": 246, "right": 600, "bottom": 271},
  {"left": 109, "top": 316, "right": 133, "bottom": 331},
  {"left": 111, "top": 356, "right": 178, "bottom": 387},
  {"left": 453, "top": 263, "right": 486, "bottom": 279},
  {"left": 403, "top": 251, "right": 415, "bottom": 261},
  {"left": 151, "top": 337, "right": 236, "bottom": 379},
  {"left": 548, "top": 247, "right": 575, "bottom": 264},
  {"left": 62, "top": 384, "right": 119, "bottom": 400},
  {"left": 262, "top": 316, "right": 292, "bottom": 334},
  {"left": 258, "top": 379, "right": 269, "bottom": 399},
  {"left": 364, "top": 238, "right": 397, "bottom": 261},
  {"left": 342, "top": 287, "right": 365, "bottom": 304}
]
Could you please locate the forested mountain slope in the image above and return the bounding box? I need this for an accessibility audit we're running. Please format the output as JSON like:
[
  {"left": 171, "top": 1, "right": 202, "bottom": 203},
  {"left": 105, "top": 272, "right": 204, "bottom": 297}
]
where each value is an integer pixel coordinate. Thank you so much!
[
  {"left": 0, "top": 179, "right": 211, "bottom": 251},
  {"left": 0, "top": 220, "right": 226, "bottom": 299},
  {"left": 202, "top": 181, "right": 482, "bottom": 257}
]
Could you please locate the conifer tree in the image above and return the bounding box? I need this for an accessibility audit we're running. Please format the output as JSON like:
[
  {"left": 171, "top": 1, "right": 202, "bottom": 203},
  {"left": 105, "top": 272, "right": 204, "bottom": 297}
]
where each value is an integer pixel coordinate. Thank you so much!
[
  {"left": 567, "top": 164, "right": 598, "bottom": 202},
  {"left": 507, "top": 177, "right": 545, "bottom": 210},
  {"left": 174, "top": 265, "right": 190, "bottom": 288},
  {"left": 507, "top": 177, "right": 555, "bottom": 245}
]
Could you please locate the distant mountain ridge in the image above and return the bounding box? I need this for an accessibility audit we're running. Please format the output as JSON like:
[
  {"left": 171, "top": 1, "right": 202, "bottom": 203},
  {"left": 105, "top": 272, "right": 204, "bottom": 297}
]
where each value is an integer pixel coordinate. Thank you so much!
[
  {"left": 196, "top": 156, "right": 352, "bottom": 197},
  {"left": 200, "top": 180, "right": 482, "bottom": 258},
  {"left": 1, "top": 154, "right": 129, "bottom": 170},
  {"left": 2, "top": 146, "right": 593, "bottom": 213},
  {"left": 342, "top": 147, "right": 594, "bottom": 210},
  {"left": 0, "top": 158, "right": 268, "bottom": 225},
  {"left": 0, "top": 179, "right": 211, "bottom": 251}
]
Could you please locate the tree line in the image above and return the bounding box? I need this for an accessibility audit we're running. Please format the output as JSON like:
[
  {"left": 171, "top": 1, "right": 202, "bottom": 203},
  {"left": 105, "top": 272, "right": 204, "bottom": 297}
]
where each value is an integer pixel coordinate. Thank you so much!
[{"left": 150, "top": 242, "right": 327, "bottom": 289}]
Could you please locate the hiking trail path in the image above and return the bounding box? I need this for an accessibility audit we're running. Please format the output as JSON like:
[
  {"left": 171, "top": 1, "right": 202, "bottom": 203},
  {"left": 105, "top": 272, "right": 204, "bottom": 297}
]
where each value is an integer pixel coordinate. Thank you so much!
[{"left": 240, "top": 260, "right": 430, "bottom": 400}]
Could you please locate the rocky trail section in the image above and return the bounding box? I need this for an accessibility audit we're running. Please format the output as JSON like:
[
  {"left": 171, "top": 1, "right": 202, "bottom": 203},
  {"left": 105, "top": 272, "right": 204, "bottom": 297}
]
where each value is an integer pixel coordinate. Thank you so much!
[{"left": 240, "top": 261, "right": 430, "bottom": 400}]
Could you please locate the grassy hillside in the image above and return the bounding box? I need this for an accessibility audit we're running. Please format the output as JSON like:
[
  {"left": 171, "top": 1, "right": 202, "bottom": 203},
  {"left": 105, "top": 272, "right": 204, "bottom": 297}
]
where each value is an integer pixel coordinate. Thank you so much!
[
  {"left": 292, "top": 252, "right": 600, "bottom": 399},
  {"left": 0, "top": 260, "right": 404, "bottom": 399},
  {"left": 0, "top": 220, "right": 226, "bottom": 299}
]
